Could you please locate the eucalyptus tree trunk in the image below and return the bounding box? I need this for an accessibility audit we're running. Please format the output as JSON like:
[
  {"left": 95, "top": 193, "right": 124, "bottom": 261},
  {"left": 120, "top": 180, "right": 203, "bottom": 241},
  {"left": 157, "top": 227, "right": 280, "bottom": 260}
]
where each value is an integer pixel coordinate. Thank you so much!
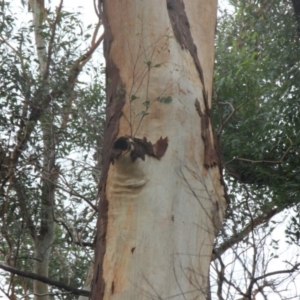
[
  {"left": 29, "top": 1, "right": 56, "bottom": 299},
  {"left": 92, "top": 1, "right": 227, "bottom": 299}
]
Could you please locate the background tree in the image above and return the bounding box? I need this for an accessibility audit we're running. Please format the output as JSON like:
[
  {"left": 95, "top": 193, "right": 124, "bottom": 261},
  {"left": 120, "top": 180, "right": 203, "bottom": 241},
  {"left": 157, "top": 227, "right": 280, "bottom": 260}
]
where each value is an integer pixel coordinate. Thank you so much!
[
  {"left": 211, "top": 0, "right": 300, "bottom": 298},
  {"left": 0, "top": 1, "right": 104, "bottom": 299}
]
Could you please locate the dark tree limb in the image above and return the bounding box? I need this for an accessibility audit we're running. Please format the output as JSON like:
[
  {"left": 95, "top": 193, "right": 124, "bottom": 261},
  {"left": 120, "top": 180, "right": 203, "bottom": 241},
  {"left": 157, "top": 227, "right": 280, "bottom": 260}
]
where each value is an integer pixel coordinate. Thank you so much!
[
  {"left": 0, "top": 262, "right": 90, "bottom": 297},
  {"left": 212, "top": 208, "right": 278, "bottom": 261},
  {"left": 292, "top": 0, "right": 300, "bottom": 34},
  {"left": 253, "top": 263, "right": 300, "bottom": 282}
]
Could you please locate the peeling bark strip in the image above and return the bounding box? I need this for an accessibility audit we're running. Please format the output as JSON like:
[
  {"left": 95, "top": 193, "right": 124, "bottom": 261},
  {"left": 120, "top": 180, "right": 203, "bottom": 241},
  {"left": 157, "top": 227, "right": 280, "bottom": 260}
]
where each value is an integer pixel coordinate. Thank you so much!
[
  {"left": 110, "top": 136, "right": 168, "bottom": 163},
  {"left": 167, "top": 0, "right": 220, "bottom": 168},
  {"left": 195, "top": 99, "right": 219, "bottom": 167},
  {"left": 91, "top": 6, "right": 126, "bottom": 298},
  {"left": 166, "top": 0, "right": 206, "bottom": 91},
  {"left": 93, "top": 65, "right": 125, "bottom": 299}
]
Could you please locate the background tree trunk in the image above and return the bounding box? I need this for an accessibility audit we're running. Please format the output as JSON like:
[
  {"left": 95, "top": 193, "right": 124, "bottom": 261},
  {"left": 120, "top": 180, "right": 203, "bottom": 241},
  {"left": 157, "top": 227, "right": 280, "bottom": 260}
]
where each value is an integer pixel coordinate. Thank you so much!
[
  {"left": 92, "top": 1, "right": 227, "bottom": 299},
  {"left": 29, "top": 1, "right": 56, "bottom": 299},
  {"left": 78, "top": 263, "right": 94, "bottom": 300}
]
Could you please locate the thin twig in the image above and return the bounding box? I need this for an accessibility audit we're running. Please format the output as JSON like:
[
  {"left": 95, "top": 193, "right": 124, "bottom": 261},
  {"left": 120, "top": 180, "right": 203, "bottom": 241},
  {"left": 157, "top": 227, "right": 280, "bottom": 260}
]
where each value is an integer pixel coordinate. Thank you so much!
[
  {"left": 225, "top": 138, "right": 293, "bottom": 166},
  {"left": 217, "top": 99, "right": 248, "bottom": 136}
]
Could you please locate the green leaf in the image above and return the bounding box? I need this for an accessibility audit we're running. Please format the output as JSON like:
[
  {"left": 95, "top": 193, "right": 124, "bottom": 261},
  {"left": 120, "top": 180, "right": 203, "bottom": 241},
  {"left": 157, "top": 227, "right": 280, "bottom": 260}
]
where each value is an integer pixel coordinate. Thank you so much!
[
  {"left": 137, "top": 111, "right": 150, "bottom": 116},
  {"left": 145, "top": 61, "right": 152, "bottom": 67},
  {"left": 157, "top": 96, "right": 173, "bottom": 104},
  {"left": 143, "top": 100, "right": 150, "bottom": 108},
  {"left": 130, "top": 95, "right": 139, "bottom": 102}
]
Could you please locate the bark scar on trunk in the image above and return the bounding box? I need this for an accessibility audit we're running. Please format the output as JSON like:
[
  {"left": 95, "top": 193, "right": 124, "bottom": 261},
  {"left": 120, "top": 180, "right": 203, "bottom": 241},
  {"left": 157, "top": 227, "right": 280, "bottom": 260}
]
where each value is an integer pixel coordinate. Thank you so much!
[
  {"left": 111, "top": 281, "right": 115, "bottom": 294},
  {"left": 110, "top": 136, "right": 168, "bottom": 163},
  {"left": 195, "top": 99, "right": 219, "bottom": 168}
]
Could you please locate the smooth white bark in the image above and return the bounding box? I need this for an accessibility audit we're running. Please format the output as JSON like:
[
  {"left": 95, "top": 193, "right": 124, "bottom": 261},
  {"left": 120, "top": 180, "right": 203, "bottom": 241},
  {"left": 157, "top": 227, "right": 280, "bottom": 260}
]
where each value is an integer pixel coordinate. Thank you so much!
[{"left": 93, "top": 1, "right": 227, "bottom": 299}]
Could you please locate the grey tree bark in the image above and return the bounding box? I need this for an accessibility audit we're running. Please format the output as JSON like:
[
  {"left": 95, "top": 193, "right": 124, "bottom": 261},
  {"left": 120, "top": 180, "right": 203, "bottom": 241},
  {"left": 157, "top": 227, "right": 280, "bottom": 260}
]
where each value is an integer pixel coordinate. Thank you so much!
[{"left": 29, "top": 1, "right": 57, "bottom": 299}]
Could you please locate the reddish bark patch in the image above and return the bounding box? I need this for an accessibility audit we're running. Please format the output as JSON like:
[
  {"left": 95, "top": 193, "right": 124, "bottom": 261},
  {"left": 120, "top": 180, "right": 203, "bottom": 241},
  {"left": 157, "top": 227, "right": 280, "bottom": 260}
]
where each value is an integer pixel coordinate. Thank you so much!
[
  {"left": 166, "top": 0, "right": 205, "bottom": 89},
  {"left": 91, "top": 4, "right": 126, "bottom": 299},
  {"left": 153, "top": 137, "right": 169, "bottom": 159},
  {"left": 195, "top": 99, "right": 219, "bottom": 168},
  {"left": 110, "top": 136, "right": 168, "bottom": 163},
  {"left": 167, "top": 0, "right": 219, "bottom": 169}
]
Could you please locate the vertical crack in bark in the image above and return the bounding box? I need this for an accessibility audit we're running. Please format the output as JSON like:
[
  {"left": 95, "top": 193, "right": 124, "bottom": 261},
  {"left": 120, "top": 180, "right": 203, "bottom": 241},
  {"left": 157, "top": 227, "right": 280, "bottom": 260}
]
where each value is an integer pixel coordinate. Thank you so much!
[
  {"left": 91, "top": 3, "right": 126, "bottom": 298},
  {"left": 166, "top": 0, "right": 219, "bottom": 168},
  {"left": 166, "top": 0, "right": 206, "bottom": 91}
]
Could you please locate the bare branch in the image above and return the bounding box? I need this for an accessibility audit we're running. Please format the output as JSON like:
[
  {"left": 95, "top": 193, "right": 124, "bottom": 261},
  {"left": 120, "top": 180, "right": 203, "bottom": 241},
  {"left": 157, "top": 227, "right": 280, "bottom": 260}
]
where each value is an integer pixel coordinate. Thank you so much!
[
  {"left": 0, "top": 262, "right": 90, "bottom": 297},
  {"left": 253, "top": 263, "right": 300, "bottom": 283},
  {"left": 212, "top": 208, "right": 278, "bottom": 261},
  {"left": 217, "top": 100, "right": 248, "bottom": 136},
  {"left": 225, "top": 138, "right": 293, "bottom": 166}
]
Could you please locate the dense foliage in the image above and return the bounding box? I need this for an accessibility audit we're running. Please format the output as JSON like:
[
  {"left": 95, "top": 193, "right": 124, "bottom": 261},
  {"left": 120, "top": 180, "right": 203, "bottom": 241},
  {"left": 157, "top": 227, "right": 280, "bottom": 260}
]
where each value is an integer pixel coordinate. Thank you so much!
[
  {"left": 211, "top": 0, "right": 300, "bottom": 298},
  {"left": 214, "top": 0, "right": 300, "bottom": 243},
  {"left": 0, "top": 1, "right": 104, "bottom": 298}
]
